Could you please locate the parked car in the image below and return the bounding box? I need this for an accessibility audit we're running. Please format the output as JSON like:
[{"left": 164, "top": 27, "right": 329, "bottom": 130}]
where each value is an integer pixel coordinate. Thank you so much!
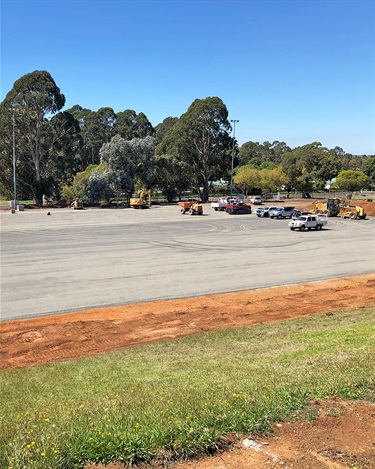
[
  {"left": 255, "top": 206, "right": 278, "bottom": 217},
  {"left": 269, "top": 206, "right": 296, "bottom": 219},
  {"left": 250, "top": 196, "right": 263, "bottom": 205},
  {"left": 227, "top": 202, "right": 252, "bottom": 214}
]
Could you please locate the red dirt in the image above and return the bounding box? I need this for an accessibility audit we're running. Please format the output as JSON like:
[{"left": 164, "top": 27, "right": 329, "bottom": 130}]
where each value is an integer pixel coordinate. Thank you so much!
[
  {"left": 2, "top": 275, "right": 375, "bottom": 468},
  {"left": 1, "top": 274, "right": 375, "bottom": 371}
]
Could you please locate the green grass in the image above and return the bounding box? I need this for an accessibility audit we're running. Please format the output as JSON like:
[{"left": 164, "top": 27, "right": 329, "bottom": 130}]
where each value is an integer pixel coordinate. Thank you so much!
[
  {"left": 0, "top": 199, "right": 34, "bottom": 205},
  {"left": 1, "top": 308, "right": 374, "bottom": 469}
]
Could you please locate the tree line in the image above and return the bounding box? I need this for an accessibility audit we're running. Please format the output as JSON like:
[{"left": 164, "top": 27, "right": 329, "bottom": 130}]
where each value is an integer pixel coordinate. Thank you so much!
[{"left": 0, "top": 70, "right": 374, "bottom": 204}]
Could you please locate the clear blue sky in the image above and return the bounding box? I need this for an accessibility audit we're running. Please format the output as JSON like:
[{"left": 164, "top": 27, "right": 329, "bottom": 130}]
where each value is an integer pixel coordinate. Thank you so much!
[{"left": 1, "top": 0, "right": 374, "bottom": 155}]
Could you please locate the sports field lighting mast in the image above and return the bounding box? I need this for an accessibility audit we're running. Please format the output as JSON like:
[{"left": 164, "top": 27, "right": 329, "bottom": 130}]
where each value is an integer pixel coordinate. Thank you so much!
[
  {"left": 11, "top": 106, "right": 17, "bottom": 212},
  {"left": 230, "top": 119, "right": 239, "bottom": 200}
]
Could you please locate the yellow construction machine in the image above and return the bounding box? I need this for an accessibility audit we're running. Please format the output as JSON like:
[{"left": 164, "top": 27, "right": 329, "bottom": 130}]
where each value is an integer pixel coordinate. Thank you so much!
[
  {"left": 70, "top": 199, "right": 84, "bottom": 210},
  {"left": 314, "top": 198, "right": 340, "bottom": 216},
  {"left": 314, "top": 198, "right": 366, "bottom": 219},
  {"left": 129, "top": 190, "right": 152, "bottom": 209},
  {"left": 338, "top": 204, "right": 366, "bottom": 219}
]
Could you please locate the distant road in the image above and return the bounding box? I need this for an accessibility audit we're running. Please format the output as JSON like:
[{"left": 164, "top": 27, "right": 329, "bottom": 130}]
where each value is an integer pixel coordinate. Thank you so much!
[{"left": 1, "top": 205, "right": 374, "bottom": 321}]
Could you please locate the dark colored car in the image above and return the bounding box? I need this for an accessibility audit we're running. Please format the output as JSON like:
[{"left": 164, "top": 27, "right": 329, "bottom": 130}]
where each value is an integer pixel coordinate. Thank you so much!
[{"left": 227, "top": 203, "right": 252, "bottom": 215}]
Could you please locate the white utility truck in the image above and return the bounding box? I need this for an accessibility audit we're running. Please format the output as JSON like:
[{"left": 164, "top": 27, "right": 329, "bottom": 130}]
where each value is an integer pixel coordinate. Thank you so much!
[{"left": 288, "top": 214, "right": 328, "bottom": 231}]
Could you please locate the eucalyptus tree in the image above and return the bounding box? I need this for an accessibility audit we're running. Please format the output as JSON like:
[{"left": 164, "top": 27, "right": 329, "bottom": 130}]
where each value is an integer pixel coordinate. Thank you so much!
[
  {"left": 362, "top": 156, "right": 375, "bottom": 186},
  {"left": 99, "top": 135, "right": 156, "bottom": 198},
  {"left": 82, "top": 107, "right": 116, "bottom": 165},
  {"left": 154, "top": 117, "right": 186, "bottom": 200},
  {"left": 282, "top": 142, "right": 334, "bottom": 195},
  {"left": 154, "top": 152, "right": 192, "bottom": 201},
  {"left": 156, "top": 97, "right": 232, "bottom": 201},
  {"left": 134, "top": 112, "right": 155, "bottom": 138},
  {"left": 0, "top": 70, "right": 66, "bottom": 202},
  {"left": 66, "top": 104, "right": 92, "bottom": 127},
  {"left": 115, "top": 110, "right": 136, "bottom": 140},
  {"left": 87, "top": 167, "right": 112, "bottom": 203},
  {"left": 44, "top": 111, "right": 82, "bottom": 197},
  {"left": 115, "top": 110, "right": 155, "bottom": 140},
  {"left": 0, "top": 102, "right": 18, "bottom": 198},
  {"left": 238, "top": 140, "right": 291, "bottom": 167},
  {"left": 155, "top": 117, "right": 179, "bottom": 144}
]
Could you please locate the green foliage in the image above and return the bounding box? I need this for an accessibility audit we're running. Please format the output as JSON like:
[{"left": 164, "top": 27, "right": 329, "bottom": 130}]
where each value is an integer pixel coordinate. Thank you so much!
[
  {"left": 72, "top": 171, "right": 90, "bottom": 202},
  {"left": 99, "top": 135, "right": 156, "bottom": 197},
  {"left": 233, "top": 166, "right": 260, "bottom": 194},
  {"left": 115, "top": 110, "right": 155, "bottom": 140},
  {"left": 334, "top": 169, "right": 370, "bottom": 192},
  {"left": 44, "top": 111, "right": 83, "bottom": 198},
  {"left": 281, "top": 142, "right": 334, "bottom": 194},
  {"left": 154, "top": 155, "right": 190, "bottom": 201},
  {"left": 0, "top": 309, "right": 373, "bottom": 468},
  {"left": 88, "top": 170, "right": 112, "bottom": 203},
  {"left": 156, "top": 97, "right": 232, "bottom": 201},
  {"left": 260, "top": 166, "right": 287, "bottom": 193},
  {"left": 60, "top": 184, "right": 74, "bottom": 202},
  {"left": 233, "top": 166, "right": 287, "bottom": 195},
  {"left": 1, "top": 70, "right": 374, "bottom": 204},
  {"left": 238, "top": 140, "right": 291, "bottom": 167},
  {"left": 155, "top": 116, "right": 179, "bottom": 144},
  {"left": 1, "top": 70, "right": 66, "bottom": 202},
  {"left": 362, "top": 156, "right": 375, "bottom": 186}
]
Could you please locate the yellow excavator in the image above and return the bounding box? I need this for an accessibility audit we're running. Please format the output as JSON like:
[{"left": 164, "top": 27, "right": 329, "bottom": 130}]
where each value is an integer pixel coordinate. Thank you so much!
[
  {"left": 129, "top": 190, "right": 152, "bottom": 209},
  {"left": 70, "top": 199, "right": 84, "bottom": 210}
]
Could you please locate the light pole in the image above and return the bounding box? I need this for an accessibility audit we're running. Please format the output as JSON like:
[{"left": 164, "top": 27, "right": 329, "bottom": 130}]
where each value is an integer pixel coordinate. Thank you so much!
[
  {"left": 11, "top": 107, "right": 17, "bottom": 211},
  {"left": 230, "top": 119, "right": 239, "bottom": 200}
]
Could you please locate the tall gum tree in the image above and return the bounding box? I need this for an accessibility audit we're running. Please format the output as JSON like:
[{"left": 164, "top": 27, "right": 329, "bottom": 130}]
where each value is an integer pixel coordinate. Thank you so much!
[
  {"left": 2, "top": 70, "right": 65, "bottom": 202},
  {"left": 156, "top": 97, "right": 232, "bottom": 202}
]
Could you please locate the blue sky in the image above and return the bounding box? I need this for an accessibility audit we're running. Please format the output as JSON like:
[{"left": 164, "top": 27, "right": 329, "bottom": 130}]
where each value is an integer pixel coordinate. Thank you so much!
[{"left": 1, "top": 0, "right": 374, "bottom": 155}]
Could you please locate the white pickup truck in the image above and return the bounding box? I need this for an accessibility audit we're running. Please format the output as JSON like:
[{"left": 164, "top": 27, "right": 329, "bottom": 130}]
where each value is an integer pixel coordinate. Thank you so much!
[
  {"left": 288, "top": 214, "right": 328, "bottom": 231},
  {"left": 211, "top": 197, "right": 237, "bottom": 211}
]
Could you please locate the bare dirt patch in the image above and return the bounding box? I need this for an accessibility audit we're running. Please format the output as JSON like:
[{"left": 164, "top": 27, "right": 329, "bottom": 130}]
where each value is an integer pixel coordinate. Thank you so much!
[
  {"left": 170, "top": 399, "right": 375, "bottom": 469},
  {"left": 1, "top": 274, "right": 374, "bottom": 370},
  {"left": 1, "top": 274, "right": 374, "bottom": 468}
]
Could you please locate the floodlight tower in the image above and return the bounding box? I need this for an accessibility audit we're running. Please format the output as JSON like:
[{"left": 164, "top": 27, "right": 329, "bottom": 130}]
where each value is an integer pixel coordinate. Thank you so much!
[{"left": 230, "top": 119, "right": 239, "bottom": 199}]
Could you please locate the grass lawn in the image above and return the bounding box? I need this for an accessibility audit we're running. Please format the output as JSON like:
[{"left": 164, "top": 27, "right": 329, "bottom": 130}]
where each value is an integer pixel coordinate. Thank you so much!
[{"left": 1, "top": 308, "right": 374, "bottom": 469}]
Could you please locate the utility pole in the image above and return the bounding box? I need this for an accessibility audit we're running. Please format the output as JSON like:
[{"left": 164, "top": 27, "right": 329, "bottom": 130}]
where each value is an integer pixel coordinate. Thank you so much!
[{"left": 230, "top": 119, "right": 239, "bottom": 200}]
